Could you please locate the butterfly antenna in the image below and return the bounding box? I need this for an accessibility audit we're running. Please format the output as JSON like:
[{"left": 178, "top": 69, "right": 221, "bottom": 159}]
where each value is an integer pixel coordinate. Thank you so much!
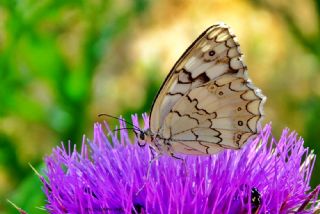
[
  {"left": 112, "top": 127, "right": 140, "bottom": 132},
  {"left": 98, "top": 113, "right": 141, "bottom": 130}
]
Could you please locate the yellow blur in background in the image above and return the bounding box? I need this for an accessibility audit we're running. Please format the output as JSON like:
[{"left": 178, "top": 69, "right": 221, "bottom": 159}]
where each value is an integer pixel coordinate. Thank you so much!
[{"left": 1, "top": 0, "right": 319, "bottom": 213}]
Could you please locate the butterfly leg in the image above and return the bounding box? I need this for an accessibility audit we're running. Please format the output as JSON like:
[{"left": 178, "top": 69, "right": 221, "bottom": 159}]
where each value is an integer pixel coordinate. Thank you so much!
[
  {"left": 170, "top": 152, "right": 182, "bottom": 160},
  {"left": 149, "top": 146, "right": 157, "bottom": 159},
  {"left": 166, "top": 140, "right": 189, "bottom": 177},
  {"left": 136, "top": 145, "right": 162, "bottom": 195},
  {"left": 146, "top": 143, "right": 163, "bottom": 181},
  {"left": 164, "top": 139, "right": 182, "bottom": 160},
  {"left": 170, "top": 152, "right": 189, "bottom": 177},
  {"left": 147, "top": 151, "right": 161, "bottom": 178}
]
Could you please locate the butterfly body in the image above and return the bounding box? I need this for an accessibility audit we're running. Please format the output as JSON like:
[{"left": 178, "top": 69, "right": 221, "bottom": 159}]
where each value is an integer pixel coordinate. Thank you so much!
[{"left": 137, "top": 23, "right": 265, "bottom": 156}]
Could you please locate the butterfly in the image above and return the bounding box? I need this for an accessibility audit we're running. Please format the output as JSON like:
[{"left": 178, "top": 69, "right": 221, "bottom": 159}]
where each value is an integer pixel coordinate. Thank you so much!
[{"left": 136, "top": 23, "right": 266, "bottom": 156}]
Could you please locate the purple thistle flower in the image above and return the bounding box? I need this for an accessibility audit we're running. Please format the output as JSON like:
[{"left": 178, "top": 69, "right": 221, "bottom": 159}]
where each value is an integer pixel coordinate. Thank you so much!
[{"left": 41, "top": 114, "right": 320, "bottom": 213}]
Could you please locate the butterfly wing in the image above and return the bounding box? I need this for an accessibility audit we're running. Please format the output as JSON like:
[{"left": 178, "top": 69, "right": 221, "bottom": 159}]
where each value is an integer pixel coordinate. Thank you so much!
[
  {"left": 149, "top": 23, "right": 265, "bottom": 154},
  {"left": 161, "top": 74, "right": 264, "bottom": 154}
]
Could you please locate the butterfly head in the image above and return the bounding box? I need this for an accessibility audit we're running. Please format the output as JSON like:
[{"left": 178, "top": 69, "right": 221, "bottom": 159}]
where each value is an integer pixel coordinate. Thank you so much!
[{"left": 134, "top": 128, "right": 154, "bottom": 146}]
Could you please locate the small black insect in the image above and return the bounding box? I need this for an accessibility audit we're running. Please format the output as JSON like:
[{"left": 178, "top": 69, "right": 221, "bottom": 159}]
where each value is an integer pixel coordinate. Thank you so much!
[{"left": 251, "top": 187, "right": 261, "bottom": 212}]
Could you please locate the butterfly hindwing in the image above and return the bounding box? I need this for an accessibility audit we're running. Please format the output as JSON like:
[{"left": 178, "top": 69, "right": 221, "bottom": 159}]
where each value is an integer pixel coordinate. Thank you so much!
[{"left": 160, "top": 74, "right": 264, "bottom": 154}]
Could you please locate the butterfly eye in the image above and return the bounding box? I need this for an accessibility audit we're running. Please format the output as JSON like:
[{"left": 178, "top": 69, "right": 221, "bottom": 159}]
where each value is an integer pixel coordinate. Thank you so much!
[{"left": 139, "top": 132, "right": 145, "bottom": 140}]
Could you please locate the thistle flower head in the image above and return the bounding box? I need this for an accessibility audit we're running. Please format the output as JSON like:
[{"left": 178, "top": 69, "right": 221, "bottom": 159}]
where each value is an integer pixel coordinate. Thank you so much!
[{"left": 41, "top": 114, "right": 319, "bottom": 213}]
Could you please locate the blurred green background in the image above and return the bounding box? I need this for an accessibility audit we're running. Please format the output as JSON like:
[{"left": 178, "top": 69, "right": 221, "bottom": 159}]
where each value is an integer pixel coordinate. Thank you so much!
[{"left": 1, "top": 0, "right": 320, "bottom": 213}]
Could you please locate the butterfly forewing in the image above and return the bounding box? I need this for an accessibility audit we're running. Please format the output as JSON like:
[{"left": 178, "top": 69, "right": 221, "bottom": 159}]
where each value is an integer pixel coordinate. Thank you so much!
[{"left": 149, "top": 23, "right": 265, "bottom": 155}]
